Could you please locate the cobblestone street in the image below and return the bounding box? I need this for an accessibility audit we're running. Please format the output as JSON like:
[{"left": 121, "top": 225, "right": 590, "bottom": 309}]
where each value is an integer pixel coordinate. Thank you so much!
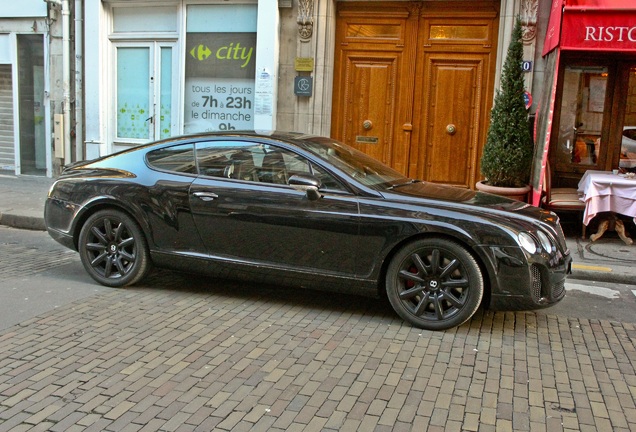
[{"left": 1, "top": 265, "right": 635, "bottom": 431}]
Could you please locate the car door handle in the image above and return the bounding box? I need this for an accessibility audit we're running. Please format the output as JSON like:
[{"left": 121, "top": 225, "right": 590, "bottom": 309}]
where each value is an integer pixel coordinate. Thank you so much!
[{"left": 193, "top": 192, "right": 219, "bottom": 201}]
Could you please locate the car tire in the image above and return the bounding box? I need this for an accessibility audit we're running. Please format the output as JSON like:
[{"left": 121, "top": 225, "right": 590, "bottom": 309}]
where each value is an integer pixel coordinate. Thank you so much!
[
  {"left": 78, "top": 209, "right": 151, "bottom": 287},
  {"left": 386, "top": 238, "right": 484, "bottom": 330}
]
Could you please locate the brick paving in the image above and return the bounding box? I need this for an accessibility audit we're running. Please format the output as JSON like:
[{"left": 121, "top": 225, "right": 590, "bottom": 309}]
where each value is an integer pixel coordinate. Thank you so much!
[{"left": 1, "top": 270, "right": 636, "bottom": 431}]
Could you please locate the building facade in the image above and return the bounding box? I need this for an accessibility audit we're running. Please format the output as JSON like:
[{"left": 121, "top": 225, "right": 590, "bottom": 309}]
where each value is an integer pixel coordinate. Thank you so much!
[
  {"left": 0, "top": 0, "right": 60, "bottom": 177},
  {"left": 4, "top": 0, "right": 547, "bottom": 190},
  {"left": 531, "top": 0, "right": 636, "bottom": 205}
]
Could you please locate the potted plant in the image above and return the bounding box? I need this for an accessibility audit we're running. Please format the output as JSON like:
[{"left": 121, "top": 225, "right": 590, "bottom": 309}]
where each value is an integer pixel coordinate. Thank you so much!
[{"left": 476, "top": 17, "right": 533, "bottom": 201}]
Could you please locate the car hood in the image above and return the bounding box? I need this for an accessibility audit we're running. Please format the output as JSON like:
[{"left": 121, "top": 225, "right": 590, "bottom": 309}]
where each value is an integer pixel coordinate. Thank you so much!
[{"left": 381, "top": 181, "right": 553, "bottom": 223}]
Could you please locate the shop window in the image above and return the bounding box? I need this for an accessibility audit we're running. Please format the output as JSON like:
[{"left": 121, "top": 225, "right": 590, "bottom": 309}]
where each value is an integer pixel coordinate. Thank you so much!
[
  {"left": 556, "top": 66, "right": 607, "bottom": 167},
  {"left": 620, "top": 67, "right": 636, "bottom": 173},
  {"left": 184, "top": 5, "right": 257, "bottom": 133},
  {"left": 113, "top": 7, "right": 177, "bottom": 33}
]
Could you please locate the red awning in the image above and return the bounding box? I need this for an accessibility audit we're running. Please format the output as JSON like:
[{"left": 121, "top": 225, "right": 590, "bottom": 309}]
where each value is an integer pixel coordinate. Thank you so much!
[{"left": 542, "top": 0, "right": 636, "bottom": 56}]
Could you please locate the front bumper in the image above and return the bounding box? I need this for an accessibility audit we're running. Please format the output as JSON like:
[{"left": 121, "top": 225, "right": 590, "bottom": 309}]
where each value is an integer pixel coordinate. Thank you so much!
[{"left": 477, "top": 244, "right": 572, "bottom": 311}]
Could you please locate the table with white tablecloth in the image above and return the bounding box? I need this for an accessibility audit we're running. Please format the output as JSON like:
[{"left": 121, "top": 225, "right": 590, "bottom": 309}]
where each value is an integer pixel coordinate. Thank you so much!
[{"left": 577, "top": 170, "right": 636, "bottom": 244}]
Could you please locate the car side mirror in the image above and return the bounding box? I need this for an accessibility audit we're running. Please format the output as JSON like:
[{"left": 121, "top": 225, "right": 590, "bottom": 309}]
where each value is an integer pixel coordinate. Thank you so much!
[{"left": 289, "top": 174, "right": 322, "bottom": 201}]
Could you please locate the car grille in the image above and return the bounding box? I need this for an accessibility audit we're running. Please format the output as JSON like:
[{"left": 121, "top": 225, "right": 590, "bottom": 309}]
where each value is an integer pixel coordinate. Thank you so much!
[
  {"left": 531, "top": 264, "right": 566, "bottom": 303},
  {"left": 552, "top": 279, "right": 566, "bottom": 299},
  {"left": 531, "top": 265, "right": 542, "bottom": 302}
]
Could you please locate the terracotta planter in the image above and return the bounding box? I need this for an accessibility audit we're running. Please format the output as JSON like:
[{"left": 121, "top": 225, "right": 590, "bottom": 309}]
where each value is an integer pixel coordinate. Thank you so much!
[{"left": 475, "top": 181, "right": 531, "bottom": 202}]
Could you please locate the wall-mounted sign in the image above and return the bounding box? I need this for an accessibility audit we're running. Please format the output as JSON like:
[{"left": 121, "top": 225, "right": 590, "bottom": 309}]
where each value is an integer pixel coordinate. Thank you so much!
[
  {"left": 255, "top": 69, "right": 274, "bottom": 116},
  {"left": 294, "top": 76, "right": 313, "bottom": 97},
  {"left": 522, "top": 61, "right": 533, "bottom": 72},
  {"left": 561, "top": 11, "right": 636, "bottom": 52},
  {"left": 523, "top": 90, "right": 533, "bottom": 110},
  {"left": 295, "top": 57, "right": 314, "bottom": 72}
]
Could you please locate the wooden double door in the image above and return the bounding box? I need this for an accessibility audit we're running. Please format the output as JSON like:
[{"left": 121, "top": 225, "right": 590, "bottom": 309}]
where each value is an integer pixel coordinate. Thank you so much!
[{"left": 331, "top": 1, "right": 499, "bottom": 188}]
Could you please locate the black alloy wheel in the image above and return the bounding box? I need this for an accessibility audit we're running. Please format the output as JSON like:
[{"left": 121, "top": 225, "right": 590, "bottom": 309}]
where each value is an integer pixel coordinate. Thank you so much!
[
  {"left": 386, "top": 238, "right": 484, "bottom": 330},
  {"left": 78, "top": 209, "right": 151, "bottom": 287}
]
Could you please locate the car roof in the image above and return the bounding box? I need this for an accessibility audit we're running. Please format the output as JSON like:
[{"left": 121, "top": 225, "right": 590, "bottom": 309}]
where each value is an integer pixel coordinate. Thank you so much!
[
  {"left": 152, "top": 131, "right": 317, "bottom": 146},
  {"left": 133, "top": 131, "right": 338, "bottom": 161}
]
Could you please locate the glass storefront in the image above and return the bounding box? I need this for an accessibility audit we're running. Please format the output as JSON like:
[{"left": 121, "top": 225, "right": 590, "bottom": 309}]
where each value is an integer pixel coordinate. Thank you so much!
[
  {"left": 109, "top": 3, "right": 258, "bottom": 147},
  {"left": 184, "top": 4, "right": 257, "bottom": 133},
  {"left": 548, "top": 58, "right": 636, "bottom": 188}
]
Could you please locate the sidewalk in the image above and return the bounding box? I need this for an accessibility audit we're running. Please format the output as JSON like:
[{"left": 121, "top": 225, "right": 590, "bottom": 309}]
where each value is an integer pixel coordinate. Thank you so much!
[
  {"left": 1, "top": 172, "right": 635, "bottom": 285},
  {"left": 0, "top": 173, "right": 54, "bottom": 231}
]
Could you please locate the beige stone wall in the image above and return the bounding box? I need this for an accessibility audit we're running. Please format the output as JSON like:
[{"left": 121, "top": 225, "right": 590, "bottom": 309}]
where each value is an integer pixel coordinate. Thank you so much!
[
  {"left": 276, "top": 2, "right": 300, "bottom": 132},
  {"left": 276, "top": 0, "right": 336, "bottom": 136}
]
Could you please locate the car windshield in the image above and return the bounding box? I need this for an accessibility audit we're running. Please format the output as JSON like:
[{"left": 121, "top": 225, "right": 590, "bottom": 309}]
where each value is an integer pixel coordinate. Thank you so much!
[{"left": 299, "top": 136, "right": 410, "bottom": 189}]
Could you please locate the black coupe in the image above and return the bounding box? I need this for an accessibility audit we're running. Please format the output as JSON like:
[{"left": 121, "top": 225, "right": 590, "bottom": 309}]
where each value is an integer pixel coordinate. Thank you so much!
[{"left": 45, "top": 132, "right": 571, "bottom": 330}]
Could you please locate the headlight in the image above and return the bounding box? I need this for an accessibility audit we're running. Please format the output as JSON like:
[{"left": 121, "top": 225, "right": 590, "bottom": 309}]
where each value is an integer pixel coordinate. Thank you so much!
[
  {"left": 537, "top": 231, "right": 554, "bottom": 253},
  {"left": 518, "top": 232, "right": 537, "bottom": 254}
]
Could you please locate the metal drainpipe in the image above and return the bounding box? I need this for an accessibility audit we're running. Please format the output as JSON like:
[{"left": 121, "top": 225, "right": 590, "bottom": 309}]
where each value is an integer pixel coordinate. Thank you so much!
[
  {"left": 45, "top": 0, "right": 71, "bottom": 165},
  {"left": 74, "top": 0, "right": 83, "bottom": 162}
]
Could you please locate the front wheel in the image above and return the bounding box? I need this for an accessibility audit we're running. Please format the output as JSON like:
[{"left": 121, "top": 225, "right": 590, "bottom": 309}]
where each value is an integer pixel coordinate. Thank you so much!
[
  {"left": 386, "top": 238, "right": 484, "bottom": 330},
  {"left": 78, "top": 209, "right": 151, "bottom": 287}
]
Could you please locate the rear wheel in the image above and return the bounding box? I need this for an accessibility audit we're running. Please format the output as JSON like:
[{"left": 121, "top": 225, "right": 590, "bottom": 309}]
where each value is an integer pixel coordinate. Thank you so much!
[
  {"left": 386, "top": 238, "right": 483, "bottom": 330},
  {"left": 78, "top": 209, "right": 151, "bottom": 287}
]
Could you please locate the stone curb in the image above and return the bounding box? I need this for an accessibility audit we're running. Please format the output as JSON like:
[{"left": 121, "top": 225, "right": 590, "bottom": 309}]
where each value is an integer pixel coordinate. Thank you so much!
[
  {"left": 0, "top": 213, "right": 46, "bottom": 231},
  {"left": 568, "top": 269, "right": 635, "bottom": 285}
]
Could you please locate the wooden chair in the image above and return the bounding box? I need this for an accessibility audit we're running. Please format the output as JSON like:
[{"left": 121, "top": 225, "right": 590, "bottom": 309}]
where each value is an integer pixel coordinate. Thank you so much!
[{"left": 541, "top": 162, "right": 587, "bottom": 238}]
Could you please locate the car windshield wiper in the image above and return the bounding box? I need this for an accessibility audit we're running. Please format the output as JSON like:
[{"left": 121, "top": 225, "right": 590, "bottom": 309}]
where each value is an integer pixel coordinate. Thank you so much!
[{"left": 387, "top": 179, "right": 420, "bottom": 190}]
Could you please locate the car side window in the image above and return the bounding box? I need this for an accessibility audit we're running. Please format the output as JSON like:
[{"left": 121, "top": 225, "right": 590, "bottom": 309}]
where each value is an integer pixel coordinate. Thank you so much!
[
  {"left": 195, "top": 141, "right": 244, "bottom": 178},
  {"left": 310, "top": 164, "right": 346, "bottom": 191},
  {"left": 194, "top": 141, "right": 346, "bottom": 191},
  {"left": 146, "top": 144, "right": 197, "bottom": 174},
  {"left": 195, "top": 141, "right": 302, "bottom": 184},
  {"left": 258, "top": 146, "right": 310, "bottom": 185}
]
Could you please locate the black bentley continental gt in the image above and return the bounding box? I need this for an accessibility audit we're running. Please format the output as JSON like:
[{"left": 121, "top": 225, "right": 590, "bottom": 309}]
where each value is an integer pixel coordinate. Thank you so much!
[{"left": 44, "top": 131, "right": 571, "bottom": 330}]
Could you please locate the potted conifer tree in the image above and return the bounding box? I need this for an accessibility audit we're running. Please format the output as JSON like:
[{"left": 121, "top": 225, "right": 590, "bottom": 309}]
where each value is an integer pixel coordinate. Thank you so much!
[{"left": 476, "top": 17, "right": 533, "bottom": 201}]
